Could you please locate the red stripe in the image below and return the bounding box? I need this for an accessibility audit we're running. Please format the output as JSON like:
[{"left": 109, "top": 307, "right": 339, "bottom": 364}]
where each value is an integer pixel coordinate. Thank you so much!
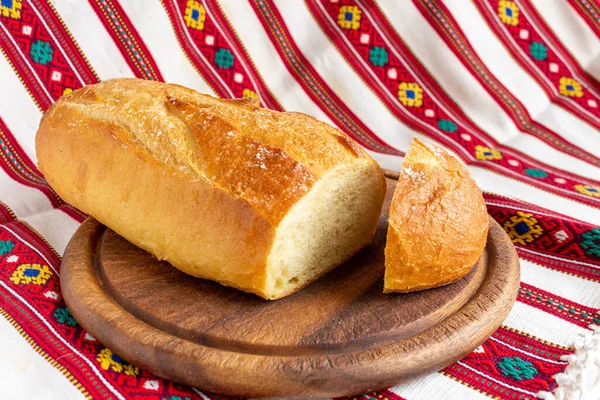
[
  {"left": 204, "top": 0, "right": 284, "bottom": 111},
  {"left": 516, "top": 0, "right": 600, "bottom": 91},
  {"left": 28, "top": 0, "right": 98, "bottom": 85},
  {"left": 485, "top": 193, "right": 600, "bottom": 281},
  {"left": 0, "top": 222, "right": 122, "bottom": 399},
  {"left": 518, "top": 283, "right": 599, "bottom": 329},
  {"left": 519, "top": 0, "right": 600, "bottom": 92},
  {"left": 307, "top": 0, "right": 600, "bottom": 209},
  {"left": 474, "top": 0, "right": 600, "bottom": 131},
  {"left": 487, "top": 199, "right": 600, "bottom": 269},
  {"left": 0, "top": 222, "right": 208, "bottom": 399},
  {"left": 0, "top": 119, "right": 86, "bottom": 222},
  {"left": 568, "top": 0, "right": 600, "bottom": 40},
  {"left": 485, "top": 192, "right": 588, "bottom": 223},
  {"left": 413, "top": 0, "right": 600, "bottom": 169},
  {"left": 0, "top": 0, "right": 98, "bottom": 111},
  {"left": 160, "top": 0, "right": 287, "bottom": 112},
  {"left": 379, "top": 390, "right": 406, "bottom": 400},
  {"left": 443, "top": 326, "right": 571, "bottom": 399},
  {"left": 4, "top": 221, "right": 61, "bottom": 266},
  {"left": 161, "top": 0, "right": 241, "bottom": 98},
  {"left": 87, "top": 0, "right": 165, "bottom": 81},
  {"left": 251, "top": 0, "right": 401, "bottom": 155},
  {"left": 0, "top": 27, "right": 52, "bottom": 110},
  {"left": 0, "top": 201, "right": 16, "bottom": 224},
  {"left": 335, "top": 390, "right": 406, "bottom": 400}
]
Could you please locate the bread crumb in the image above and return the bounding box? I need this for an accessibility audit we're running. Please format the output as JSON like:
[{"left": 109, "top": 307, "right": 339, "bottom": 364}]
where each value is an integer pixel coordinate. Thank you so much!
[
  {"left": 403, "top": 167, "right": 424, "bottom": 183},
  {"left": 433, "top": 145, "right": 445, "bottom": 157}
]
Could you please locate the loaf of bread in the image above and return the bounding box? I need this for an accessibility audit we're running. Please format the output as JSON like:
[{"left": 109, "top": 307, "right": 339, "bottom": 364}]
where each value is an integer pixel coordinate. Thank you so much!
[
  {"left": 36, "top": 78, "right": 386, "bottom": 300},
  {"left": 384, "top": 138, "right": 488, "bottom": 293}
]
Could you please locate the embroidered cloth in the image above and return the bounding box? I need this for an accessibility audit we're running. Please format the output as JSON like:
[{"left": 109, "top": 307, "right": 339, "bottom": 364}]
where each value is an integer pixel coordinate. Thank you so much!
[{"left": 1, "top": 0, "right": 600, "bottom": 399}]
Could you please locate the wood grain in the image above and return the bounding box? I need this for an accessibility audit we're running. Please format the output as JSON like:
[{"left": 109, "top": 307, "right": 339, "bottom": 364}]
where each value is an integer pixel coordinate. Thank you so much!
[{"left": 61, "top": 175, "right": 520, "bottom": 398}]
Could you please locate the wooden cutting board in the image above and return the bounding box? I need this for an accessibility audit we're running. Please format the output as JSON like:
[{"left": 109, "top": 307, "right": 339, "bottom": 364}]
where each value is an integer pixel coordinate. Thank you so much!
[{"left": 60, "top": 174, "right": 520, "bottom": 398}]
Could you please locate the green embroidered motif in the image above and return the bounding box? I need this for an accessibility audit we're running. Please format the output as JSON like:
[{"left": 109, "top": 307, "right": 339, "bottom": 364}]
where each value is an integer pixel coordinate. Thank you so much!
[
  {"left": 0, "top": 240, "right": 15, "bottom": 255},
  {"left": 524, "top": 168, "right": 548, "bottom": 178},
  {"left": 497, "top": 356, "right": 538, "bottom": 381},
  {"left": 368, "top": 46, "right": 388, "bottom": 67},
  {"left": 437, "top": 119, "right": 458, "bottom": 132},
  {"left": 580, "top": 228, "right": 600, "bottom": 257},
  {"left": 30, "top": 40, "right": 54, "bottom": 65},
  {"left": 529, "top": 42, "right": 548, "bottom": 61},
  {"left": 214, "top": 48, "right": 234, "bottom": 69},
  {"left": 54, "top": 307, "right": 77, "bottom": 327}
]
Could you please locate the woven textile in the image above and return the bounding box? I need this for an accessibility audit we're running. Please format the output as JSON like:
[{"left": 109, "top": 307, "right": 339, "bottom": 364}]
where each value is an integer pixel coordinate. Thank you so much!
[{"left": 1, "top": 0, "right": 600, "bottom": 399}]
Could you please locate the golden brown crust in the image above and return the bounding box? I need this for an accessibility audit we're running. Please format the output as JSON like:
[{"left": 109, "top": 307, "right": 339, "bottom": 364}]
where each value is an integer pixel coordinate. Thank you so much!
[
  {"left": 36, "top": 78, "right": 384, "bottom": 299},
  {"left": 48, "top": 79, "right": 365, "bottom": 224},
  {"left": 384, "top": 138, "right": 488, "bottom": 293}
]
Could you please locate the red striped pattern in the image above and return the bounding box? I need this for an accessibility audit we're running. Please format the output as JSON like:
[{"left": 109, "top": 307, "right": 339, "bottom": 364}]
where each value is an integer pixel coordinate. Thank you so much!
[
  {"left": 336, "top": 390, "right": 406, "bottom": 400},
  {"left": 0, "top": 201, "right": 16, "bottom": 224},
  {"left": 518, "top": 283, "right": 600, "bottom": 329},
  {"left": 204, "top": 0, "right": 283, "bottom": 111},
  {"left": 0, "top": 119, "right": 85, "bottom": 222},
  {"left": 414, "top": 0, "right": 600, "bottom": 168},
  {"left": 475, "top": 0, "right": 600, "bottom": 131},
  {"left": 0, "top": 0, "right": 98, "bottom": 111},
  {"left": 1, "top": 1, "right": 599, "bottom": 399},
  {"left": 251, "top": 0, "right": 401, "bottom": 154},
  {"left": 485, "top": 193, "right": 600, "bottom": 281},
  {"left": 307, "top": 0, "right": 600, "bottom": 209},
  {"left": 443, "top": 326, "right": 572, "bottom": 399},
  {"left": 568, "top": 0, "right": 600, "bottom": 39},
  {"left": 161, "top": 0, "right": 285, "bottom": 113},
  {"left": 88, "top": 0, "right": 164, "bottom": 81},
  {"left": 0, "top": 222, "right": 209, "bottom": 400}
]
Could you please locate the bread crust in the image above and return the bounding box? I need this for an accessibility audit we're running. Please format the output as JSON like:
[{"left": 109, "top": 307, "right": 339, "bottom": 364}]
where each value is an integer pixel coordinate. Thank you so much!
[
  {"left": 36, "top": 78, "right": 385, "bottom": 299},
  {"left": 384, "top": 138, "right": 488, "bottom": 293}
]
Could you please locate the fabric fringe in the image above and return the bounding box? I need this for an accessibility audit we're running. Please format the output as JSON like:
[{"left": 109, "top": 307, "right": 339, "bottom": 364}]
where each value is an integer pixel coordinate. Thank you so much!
[{"left": 537, "top": 325, "right": 600, "bottom": 400}]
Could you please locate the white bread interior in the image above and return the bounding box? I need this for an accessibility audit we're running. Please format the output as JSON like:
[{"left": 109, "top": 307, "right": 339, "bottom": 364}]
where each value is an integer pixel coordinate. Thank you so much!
[{"left": 266, "top": 160, "right": 384, "bottom": 299}]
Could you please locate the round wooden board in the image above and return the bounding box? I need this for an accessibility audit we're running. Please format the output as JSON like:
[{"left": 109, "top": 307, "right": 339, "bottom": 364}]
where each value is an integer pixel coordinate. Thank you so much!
[{"left": 61, "top": 176, "right": 520, "bottom": 398}]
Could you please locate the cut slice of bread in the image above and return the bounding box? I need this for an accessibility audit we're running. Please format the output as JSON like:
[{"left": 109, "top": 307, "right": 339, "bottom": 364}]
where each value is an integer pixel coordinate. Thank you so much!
[{"left": 384, "top": 138, "right": 488, "bottom": 293}]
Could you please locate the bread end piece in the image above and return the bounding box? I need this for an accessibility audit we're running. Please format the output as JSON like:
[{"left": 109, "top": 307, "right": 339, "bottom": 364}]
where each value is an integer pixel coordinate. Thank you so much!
[{"left": 383, "top": 138, "right": 488, "bottom": 293}]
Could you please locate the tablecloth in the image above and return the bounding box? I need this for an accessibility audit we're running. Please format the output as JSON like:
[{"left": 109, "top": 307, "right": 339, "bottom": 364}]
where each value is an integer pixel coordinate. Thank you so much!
[{"left": 1, "top": 0, "right": 600, "bottom": 399}]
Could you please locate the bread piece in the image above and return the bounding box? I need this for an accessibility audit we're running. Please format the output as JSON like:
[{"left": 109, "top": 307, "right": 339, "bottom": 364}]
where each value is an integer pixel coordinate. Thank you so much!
[
  {"left": 384, "top": 138, "right": 488, "bottom": 292},
  {"left": 36, "top": 78, "right": 386, "bottom": 300}
]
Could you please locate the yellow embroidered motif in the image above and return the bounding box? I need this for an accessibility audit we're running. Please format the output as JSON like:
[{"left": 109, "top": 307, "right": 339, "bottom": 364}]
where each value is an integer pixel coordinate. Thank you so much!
[
  {"left": 184, "top": 0, "right": 206, "bottom": 31},
  {"left": 559, "top": 77, "right": 583, "bottom": 98},
  {"left": 97, "top": 348, "right": 139, "bottom": 376},
  {"left": 498, "top": 1, "right": 519, "bottom": 26},
  {"left": 475, "top": 145, "right": 502, "bottom": 160},
  {"left": 398, "top": 82, "right": 423, "bottom": 107},
  {"left": 62, "top": 88, "right": 73, "bottom": 96},
  {"left": 337, "top": 5, "right": 362, "bottom": 30},
  {"left": 574, "top": 184, "right": 600, "bottom": 197},
  {"left": 0, "top": 0, "right": 22, "bottom": 20},
  {"left": 10, "top": 263, "right": 52, "bottom": 285},
  {"left": 242, "top": 88, "right": 259, "bottom": 100},
  {"left": 503, "top": 212, "right": 543, "bottom": 245}
]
